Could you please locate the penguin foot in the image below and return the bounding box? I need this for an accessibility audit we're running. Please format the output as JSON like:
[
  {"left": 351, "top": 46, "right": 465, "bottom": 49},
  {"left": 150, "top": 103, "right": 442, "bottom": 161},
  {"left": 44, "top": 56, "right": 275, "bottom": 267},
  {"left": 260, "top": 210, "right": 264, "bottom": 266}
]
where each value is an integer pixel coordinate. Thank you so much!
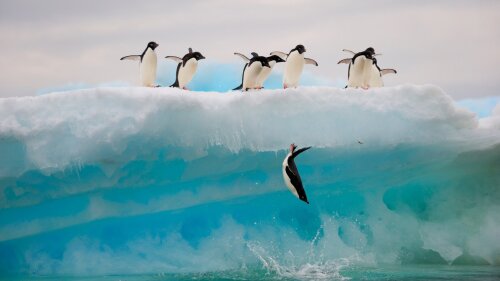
[{"left": 362, "top": 86, "right": 369, "bottom": 90}]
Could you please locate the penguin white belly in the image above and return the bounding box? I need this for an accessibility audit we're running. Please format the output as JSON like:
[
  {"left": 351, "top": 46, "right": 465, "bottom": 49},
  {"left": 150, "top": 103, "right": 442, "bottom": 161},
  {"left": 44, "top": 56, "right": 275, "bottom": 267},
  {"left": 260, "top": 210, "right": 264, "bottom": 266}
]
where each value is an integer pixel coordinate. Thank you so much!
[
  {"left": 178, "top": 58, "right": 198, "bottom": 88},
  {"left": 368, "top": 65, "right": 384, "bottom": 87},
  {"left": 282, "top": 155, "right": 299, "bottom": 198},
  {"left": 348, "top": 57, "right": 369, "bottom": 88},
  {"left": 243, "top": 62, "right": 262, "bottom": 90},
  {"left": 140, "top": 49, "right": 157, "bottom": 87},
  {"left": 255, "top": 61, "right": 275, "bottom": 88},
  {"left": 283, "top": 52, "right": 304, "bottom": 87}
]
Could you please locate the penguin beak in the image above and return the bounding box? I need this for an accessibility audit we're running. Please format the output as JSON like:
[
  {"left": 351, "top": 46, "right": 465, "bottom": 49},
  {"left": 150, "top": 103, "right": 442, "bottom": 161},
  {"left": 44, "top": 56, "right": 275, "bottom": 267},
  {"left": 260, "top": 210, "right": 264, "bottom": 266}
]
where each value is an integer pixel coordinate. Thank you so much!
[{"left": 200, "top": 55, "right": 206, "bottom": 60}]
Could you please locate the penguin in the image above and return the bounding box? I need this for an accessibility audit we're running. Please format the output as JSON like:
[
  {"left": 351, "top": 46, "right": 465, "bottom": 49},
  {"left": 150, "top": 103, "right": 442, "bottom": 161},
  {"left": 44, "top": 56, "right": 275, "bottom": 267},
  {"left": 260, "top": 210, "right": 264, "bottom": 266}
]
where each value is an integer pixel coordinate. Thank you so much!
[
  {"left": 120, "top": 41, "right": 159, "bottom": 87},
  {"left": 254, "top": 55, "right": 286, "bottom": 89},
  {"left": 338, "top": 47, "right": 377, "bottom": 89},
  {"left": 235, "top": 54, "right": 285, "bottom": 89},
  {"left": 282, "top": 143, "right": 311, "bottom": 204},
  {"left": 165, "top": 48, "right": 205, "bottom": 89},
  {"left": 270, "top": 44, "right": 318, "bottom": 89},
  {"left": 367, "top": 57, "right": 397, "bottom": 88},
  {"left": 233, "top": 52, "right": 271, "bottom": 91}
]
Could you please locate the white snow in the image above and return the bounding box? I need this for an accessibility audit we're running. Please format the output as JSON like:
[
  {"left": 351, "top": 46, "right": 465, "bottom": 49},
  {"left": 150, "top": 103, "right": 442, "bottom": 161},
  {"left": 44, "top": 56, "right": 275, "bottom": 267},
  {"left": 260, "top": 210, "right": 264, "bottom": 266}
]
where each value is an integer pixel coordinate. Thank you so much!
[{"left": 0, "top": 85, "right": 489, "bottom": 175}]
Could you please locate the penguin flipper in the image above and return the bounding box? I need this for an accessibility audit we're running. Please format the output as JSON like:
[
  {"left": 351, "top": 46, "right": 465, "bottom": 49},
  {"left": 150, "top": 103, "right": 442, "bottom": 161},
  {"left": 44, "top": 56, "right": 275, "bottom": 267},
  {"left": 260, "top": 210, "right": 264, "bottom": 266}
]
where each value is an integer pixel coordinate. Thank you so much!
[
  {"left": 270, "top": 51, "right": 288, "bottom": 60},
  {"left": 381, "top": 69, "right": 397, "bottom": 75},
  {"left": 120, "top": 55, "right": 141, "bottom": 61},
  {"left": 338, "top": 58, "right": 352, "bottom": 64},
  {"left": 342, "top": 49, "right": 356, "bottom": 55},
  {"left": 165, "top": 56, "right": 183, "bottom": 63},
  {"left": 304, "top": 58, "right": 318, "bottom": 66},
  {"left": 234, "top": 52, "right": 250, "bottom": 62},
  {"left": 292, "top": 146, "right": 312, "bottom": 158}
]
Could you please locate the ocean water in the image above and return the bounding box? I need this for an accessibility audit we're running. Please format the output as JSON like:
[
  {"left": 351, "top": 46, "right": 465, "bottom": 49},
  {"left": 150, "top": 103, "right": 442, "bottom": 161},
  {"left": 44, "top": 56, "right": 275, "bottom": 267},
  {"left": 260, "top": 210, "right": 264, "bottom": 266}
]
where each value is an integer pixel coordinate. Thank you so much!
[{"left": 0, "top": 85, "right": 499, "bottom": 280}]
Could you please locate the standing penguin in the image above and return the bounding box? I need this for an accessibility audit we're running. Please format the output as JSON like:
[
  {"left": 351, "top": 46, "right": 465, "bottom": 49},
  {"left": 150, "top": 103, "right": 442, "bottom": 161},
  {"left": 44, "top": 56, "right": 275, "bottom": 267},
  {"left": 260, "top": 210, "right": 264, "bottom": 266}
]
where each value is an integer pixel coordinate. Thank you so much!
[
  {"left": 367, "top": 57, "right": 397, "bottom": 87},
  {"left": 271, "top": 44, "right": 318, "bottom": 89},
  {"left": 235, "top": 54, "right": 285, "bottom": 89},
  {"left": 338, "top": 47, "right": 379, "bottom": 89},
  {"left": 282, "top": 143, "right": 311, "bottom": 204},
  {"left": 120, "top": 41, "right": 159, "bottom": 87},
  {"left": 233, "top": 52, "right": 271, "bottom": 91},
  {"left": 254, "top": 55, "right": 286, "bottom": 89},
  {"left": 165, "top": 48, "right": 205, "bottom": 89}
]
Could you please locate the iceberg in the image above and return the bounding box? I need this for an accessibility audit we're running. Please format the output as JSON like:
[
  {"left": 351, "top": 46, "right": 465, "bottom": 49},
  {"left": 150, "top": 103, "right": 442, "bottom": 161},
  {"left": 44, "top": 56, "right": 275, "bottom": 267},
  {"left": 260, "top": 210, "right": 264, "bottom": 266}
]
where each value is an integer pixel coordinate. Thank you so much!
[{"left": 0, "top": 85, "right": 499, "bottom": 275}]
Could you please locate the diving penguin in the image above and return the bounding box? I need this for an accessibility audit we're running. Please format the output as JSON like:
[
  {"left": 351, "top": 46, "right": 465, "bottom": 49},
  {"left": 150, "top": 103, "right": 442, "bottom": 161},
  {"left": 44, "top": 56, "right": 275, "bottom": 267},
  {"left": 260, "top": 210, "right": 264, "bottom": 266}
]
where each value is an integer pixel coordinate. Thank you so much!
[
  {"left": 120, "top": 41, "right": 159, "bottom": 87},
  {"left": 233, "top": 52, "right": 271, "bottom": 91},
  {"left": 282, "top": 143, "right": 312, "bottom": 204},
  {"left": 165, "top": 48, "right": 205, "bottom": 89},
  {"left": 271, "top": 45, "right": 318, "bottom": 89}
]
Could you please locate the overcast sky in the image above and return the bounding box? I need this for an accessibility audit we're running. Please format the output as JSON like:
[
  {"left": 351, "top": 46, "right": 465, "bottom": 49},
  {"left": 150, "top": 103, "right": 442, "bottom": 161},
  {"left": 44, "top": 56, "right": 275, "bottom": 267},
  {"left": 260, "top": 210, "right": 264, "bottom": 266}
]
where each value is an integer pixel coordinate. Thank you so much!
[{"left": 0, "top": 0, "right": 499, "bottom": 99}]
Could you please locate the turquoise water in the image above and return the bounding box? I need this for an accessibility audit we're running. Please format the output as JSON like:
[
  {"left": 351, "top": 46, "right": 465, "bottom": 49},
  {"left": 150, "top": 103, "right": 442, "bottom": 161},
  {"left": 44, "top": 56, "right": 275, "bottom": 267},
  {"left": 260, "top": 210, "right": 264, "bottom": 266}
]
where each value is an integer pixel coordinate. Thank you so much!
[
  {"left": 3, "top": 266, "right": 500, "bottom": 280},
  {"left": 1, "top": 86, "right": 499, "bottom": 279}
]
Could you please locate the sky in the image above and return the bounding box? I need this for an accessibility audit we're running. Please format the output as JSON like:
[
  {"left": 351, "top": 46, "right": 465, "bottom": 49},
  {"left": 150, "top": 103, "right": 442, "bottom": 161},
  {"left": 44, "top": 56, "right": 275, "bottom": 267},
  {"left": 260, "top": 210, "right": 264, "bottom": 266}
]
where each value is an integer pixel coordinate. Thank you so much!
[{"left": 0, "top": 0, "right": 499, "bottom": 102}]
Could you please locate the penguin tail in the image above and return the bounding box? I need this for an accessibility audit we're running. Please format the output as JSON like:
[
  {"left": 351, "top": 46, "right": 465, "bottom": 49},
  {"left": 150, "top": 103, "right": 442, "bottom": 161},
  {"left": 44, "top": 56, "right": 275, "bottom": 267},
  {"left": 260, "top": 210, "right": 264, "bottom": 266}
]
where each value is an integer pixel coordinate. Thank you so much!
[
  {"left": 170, "top": 81, "right": 179, "bottom": 88},
  {"left": 233, "top": 84, "right": 243, "bottom": 91}
]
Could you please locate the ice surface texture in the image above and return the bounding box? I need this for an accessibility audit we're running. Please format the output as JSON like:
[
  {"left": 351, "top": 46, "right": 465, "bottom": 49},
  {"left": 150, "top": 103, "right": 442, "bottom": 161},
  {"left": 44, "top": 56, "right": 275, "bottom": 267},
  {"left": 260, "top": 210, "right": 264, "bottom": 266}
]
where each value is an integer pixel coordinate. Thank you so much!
[{"left": 0, "top": 85, "right": 499, "bottom": 275}]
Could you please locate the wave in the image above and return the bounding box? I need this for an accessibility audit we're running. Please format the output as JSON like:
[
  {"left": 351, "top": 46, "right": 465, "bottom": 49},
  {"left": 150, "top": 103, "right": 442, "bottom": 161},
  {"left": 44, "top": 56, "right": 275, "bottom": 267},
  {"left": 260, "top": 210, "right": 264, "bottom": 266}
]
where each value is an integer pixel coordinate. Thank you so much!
[{"left": 0, "top": 85, "right": 499, "bottom": 276}]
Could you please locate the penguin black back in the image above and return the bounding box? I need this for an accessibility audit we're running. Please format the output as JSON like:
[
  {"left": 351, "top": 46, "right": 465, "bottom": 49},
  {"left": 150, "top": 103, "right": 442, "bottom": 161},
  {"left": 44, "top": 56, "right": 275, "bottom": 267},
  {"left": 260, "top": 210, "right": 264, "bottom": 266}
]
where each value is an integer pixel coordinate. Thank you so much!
[
  {"left": 181, "top": 48, "right": 205, "bottom": 67},
  {"left": 170, "top": 63, "right": 181, "bottom": 88}
]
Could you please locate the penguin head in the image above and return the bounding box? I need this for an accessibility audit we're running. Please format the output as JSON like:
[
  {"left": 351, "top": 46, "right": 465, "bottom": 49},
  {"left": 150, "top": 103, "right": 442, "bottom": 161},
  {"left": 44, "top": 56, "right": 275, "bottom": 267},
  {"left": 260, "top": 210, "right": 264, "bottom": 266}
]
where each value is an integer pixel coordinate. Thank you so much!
[
  {"left": 294, "top": 44, "right": 306, "bottom": 54},
  {"left": 364, "top": 47, "right": 375, "bottom": 59},
  {"left": 148, "top": 41, "right": 159, "bottom": 50},
  {"left": 299, "top": 195, "right": 309, "bottom": 204},
  {"left": 193, "top": 51, "right": 205, "bottom": 61},
  {"left": 249, "top": 54, "right": 270, "bottom": 68},
  {"left": 260, "top": 58, "right": 271, "bottom": 68},
  {"left": 289, "top": 143, "right": 297, "bottom": 153},
  {"left": 267, "top": 55, "right": 285, "bottom": 63}
]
